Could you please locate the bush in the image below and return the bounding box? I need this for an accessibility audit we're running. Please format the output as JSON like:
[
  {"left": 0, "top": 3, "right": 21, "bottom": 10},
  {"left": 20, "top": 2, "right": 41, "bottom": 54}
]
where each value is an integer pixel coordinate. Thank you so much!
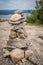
[
  {"left": 35, "top": 19, "right": 41, "bottom": 25},
  {"left": 26, "top": 11, "right": 43, "bottom": 25},
  {"left": 26, "top": 0, "right": 43, "bottom": 25},
  {"left": 26, "top": 12, "right": 37, "bottom": 24}
]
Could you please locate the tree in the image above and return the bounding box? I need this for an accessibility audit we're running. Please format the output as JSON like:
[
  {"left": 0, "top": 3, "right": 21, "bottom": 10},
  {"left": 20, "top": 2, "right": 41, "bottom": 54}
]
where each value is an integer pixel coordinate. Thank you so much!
[
  {"left": 26, "top": 0, "right": 43, "bottom": 24},
  {"left": 36, "top": 0, "right": 43, "bottom": 24}
]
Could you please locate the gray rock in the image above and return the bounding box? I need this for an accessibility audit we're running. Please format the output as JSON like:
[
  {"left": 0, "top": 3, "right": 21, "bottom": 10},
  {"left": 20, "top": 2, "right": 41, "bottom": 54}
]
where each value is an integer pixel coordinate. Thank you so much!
[
  {"left": 7, "top": 38, "right": 28, "bottom": 49},
  {"left": 11, "top": 22, "right": 26, "bottom": 30}
]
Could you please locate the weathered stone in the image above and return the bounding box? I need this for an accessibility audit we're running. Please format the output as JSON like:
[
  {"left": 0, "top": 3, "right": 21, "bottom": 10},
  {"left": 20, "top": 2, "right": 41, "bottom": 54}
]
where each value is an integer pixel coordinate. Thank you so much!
[
  {"left": 9, "top": 10, "right": 25, "bottom": 25},
  {"left": 9, "top": 30, "right": 17, "bottom": 39},
  {"left": 17, "top": 32, "right": 26, "bottom": 39},
  {"left": 10, "top": 48, "right": 24, "bottom": 63},
  {"left": 17, "top": 28, "right": 27, "bottom": 38},
  {"left": 25, "top": 50, "right": 33, "bottom": 58},
  {"left": 3, "top": 48, "right": 24, "bottom": 63},
  {"left": 9, "top": 18, "right": 24, "bottom": 25},
  {"left": 7, "top": 38, "right": 27, "bottom": 49},
  {"left": 10, "top": 27, "right": 27, "bottom": 39},
  {"left": 3, "top": 49, "right": 10, "bottom": 57},
  {"left": 10, "top": 14, "right": 22, "bottom": 21},
  {"left": 2, "top": 10, "right": 33, "bottom": 65},
  {"left": 21, "top": 58, "right": 27, "bottom": 62}
]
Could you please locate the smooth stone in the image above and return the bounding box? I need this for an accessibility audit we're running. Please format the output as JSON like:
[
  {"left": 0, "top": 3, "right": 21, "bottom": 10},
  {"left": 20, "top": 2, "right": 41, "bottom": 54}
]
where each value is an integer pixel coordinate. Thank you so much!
[
  {"left": 3, "top": 48, "right": 24, "bottom": 63},
  {"left": 10, "top": 14, "right": 22, "bottom": 21},
  {"left": 10, "top": 48, "right": 24, "bottom": 63}
]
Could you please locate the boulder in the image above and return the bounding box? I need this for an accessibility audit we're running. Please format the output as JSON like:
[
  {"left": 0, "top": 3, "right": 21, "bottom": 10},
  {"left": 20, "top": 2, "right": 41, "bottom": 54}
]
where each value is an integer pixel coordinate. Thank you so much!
[
  {"left": 10, "top": 48, "right": 24, "bottom": 63},
  {"left": 3, "top": 48, "right": 24, "bottom": 63}
]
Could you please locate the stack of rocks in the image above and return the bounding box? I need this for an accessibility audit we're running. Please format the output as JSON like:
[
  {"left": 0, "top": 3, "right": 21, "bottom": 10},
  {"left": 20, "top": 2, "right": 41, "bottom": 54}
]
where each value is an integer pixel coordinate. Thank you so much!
[
  {"left": 8, "top": 10, "right": 28, "bottom": 49},
  {"left": 3, "top": 10, "right": 33, "bottom": 65}
]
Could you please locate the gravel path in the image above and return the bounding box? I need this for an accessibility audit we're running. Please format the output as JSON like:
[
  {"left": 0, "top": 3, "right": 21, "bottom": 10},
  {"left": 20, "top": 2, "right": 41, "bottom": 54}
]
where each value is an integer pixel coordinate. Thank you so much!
[{"left": 0, "top": 22, "right": 43, "bottom": 65}]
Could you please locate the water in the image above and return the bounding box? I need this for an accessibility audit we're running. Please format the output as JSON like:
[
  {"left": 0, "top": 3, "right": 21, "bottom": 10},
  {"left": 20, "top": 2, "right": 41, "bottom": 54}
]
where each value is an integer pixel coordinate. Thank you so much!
[
  {"left": 0, "top": 13, "right": 29, "bottom": 18},
  {"left": 0, "top": 14, "right": 12, "bottom": 18}
]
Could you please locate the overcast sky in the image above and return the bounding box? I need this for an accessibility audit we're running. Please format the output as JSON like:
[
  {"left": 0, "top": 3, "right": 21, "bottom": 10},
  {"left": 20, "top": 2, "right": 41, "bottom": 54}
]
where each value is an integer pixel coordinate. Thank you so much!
[{"left": 0, "top": 0, "right": 36, "bottom": 10}]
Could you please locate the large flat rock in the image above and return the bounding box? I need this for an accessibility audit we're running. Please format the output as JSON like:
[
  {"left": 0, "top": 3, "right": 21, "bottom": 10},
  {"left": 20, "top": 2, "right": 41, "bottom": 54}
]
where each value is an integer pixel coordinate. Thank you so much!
[{"left": 0, "top": 22, "right": 43, "bottom": 65}]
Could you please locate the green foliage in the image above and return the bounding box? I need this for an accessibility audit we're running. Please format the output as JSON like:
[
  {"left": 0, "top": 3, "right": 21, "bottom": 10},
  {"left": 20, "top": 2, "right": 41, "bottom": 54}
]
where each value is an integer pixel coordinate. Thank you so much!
[
  {"left": 35, "top": 19, "right": 41, "bottom": 25},
  {"left": 27, "top": 12, "right": 41, "bottom": 25},
  {"left": 26, "top": 0, "right": 43, "bottom": 25},
  {"left": 27, "top": 12, "right": 37, "bottom": 24},
  {"left": 36, "top": 0, "right": 43, "bottom": 23}
]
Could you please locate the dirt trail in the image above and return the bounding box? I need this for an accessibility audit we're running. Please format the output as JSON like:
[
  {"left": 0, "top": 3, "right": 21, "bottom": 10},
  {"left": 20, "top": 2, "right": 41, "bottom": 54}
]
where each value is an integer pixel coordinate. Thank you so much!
[{"left": 0, "top": 22, "right": 43, "bottom": 65}]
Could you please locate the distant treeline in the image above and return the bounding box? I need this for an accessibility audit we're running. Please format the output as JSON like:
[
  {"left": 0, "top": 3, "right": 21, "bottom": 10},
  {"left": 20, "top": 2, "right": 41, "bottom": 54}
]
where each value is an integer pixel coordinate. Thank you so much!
[{"left": 0, "top": 10, "right": 34, "bottom": 15}]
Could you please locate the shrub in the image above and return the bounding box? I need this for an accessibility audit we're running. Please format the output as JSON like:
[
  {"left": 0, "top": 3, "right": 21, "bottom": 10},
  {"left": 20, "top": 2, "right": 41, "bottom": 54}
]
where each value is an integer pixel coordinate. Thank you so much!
[{"left": 26, "top": 12, "right": 37, "bottom": 24}]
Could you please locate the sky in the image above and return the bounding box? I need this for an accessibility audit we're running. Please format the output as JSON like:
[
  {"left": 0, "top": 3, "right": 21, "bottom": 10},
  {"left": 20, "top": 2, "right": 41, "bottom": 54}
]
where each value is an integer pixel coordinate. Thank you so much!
[{"left": 0, "top": 0, "right": 36, "bottom": 10}]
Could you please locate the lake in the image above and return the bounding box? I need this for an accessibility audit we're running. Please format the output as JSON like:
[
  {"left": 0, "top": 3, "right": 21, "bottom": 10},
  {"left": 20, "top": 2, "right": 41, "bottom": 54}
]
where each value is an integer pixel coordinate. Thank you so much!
[{"left": 0, "top": 13, "right": 29, "bottom": 18}]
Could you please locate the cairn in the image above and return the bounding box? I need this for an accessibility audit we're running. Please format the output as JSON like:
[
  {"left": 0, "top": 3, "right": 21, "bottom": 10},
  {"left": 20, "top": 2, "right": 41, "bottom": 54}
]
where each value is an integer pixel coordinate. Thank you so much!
[
  {"left": 3, "top": 10, "right": 33, "bottom": 65},
  {"left": 9, "top": 10, "right": 27, "bottom": 40}
]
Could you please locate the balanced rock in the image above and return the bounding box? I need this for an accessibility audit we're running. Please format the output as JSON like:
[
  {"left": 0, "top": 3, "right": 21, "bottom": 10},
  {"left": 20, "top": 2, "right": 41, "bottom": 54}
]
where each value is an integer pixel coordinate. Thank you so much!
[
  {"left": 3, "top": 10, "right": 33, "bottom": 65},
  {"left": 9, "top": 30, "right": 17, "bottom": 39},
  {"left": 3, "top": 48, "right": 24, "bottom": 63},
  {"left": 15, "top": 10, "right": 22, "bottom": 14},
  {"left": 9, "top": 10, "right": 25, "bottom": 25},
  {"left": 10, "top": 14, "right": 22, "bottom": 21}
]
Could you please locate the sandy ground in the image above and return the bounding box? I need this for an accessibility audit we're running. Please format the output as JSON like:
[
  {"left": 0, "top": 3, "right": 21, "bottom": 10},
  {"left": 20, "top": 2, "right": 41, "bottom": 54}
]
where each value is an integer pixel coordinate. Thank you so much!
[{"left": 0, "top": 21, "right": 43, "bottom": 65}]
